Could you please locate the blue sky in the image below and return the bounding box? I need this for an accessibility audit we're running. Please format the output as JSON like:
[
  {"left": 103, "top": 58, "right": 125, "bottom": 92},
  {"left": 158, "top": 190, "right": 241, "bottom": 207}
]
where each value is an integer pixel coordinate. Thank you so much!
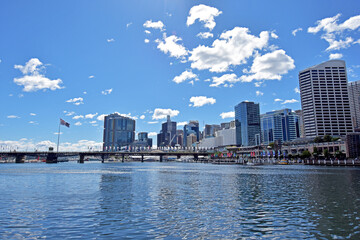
[{"left": 1, "top": 0, "right": 360, "bottom": 150}]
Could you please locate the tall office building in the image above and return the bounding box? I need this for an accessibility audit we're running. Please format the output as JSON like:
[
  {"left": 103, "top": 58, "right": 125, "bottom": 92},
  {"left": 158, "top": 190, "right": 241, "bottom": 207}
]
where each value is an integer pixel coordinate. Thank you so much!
[
  {"left": 348, "top": 80, "right": 360, "bottom": 130},
  {"left": 261, "top": 109, "right": 300, "bottom": 145},
  {"left": 299, "top": 60, "right": 353, "bottom": 137},
  {"left": 157, "top": 115, "right": 177, "bottom": 147},
  {"left": 183, "top": 121, "right": 200, "bottom": 147},
  {"left": 234, "top": 101, "right": 261, "bottom": 146},
  {"left": 294, "top": 109, "right": 305, "bottom": 138},
  {"left": 204, "top": 124, "right": 221, "bottom": 138},
  {"left": 103, "top": 113, "right": 135, "bottom": 151}
]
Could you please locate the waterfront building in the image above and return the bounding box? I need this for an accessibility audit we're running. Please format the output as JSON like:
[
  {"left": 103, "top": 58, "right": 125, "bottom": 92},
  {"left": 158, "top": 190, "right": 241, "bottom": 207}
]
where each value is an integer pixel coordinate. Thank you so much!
[
  {"left": 183, "top": 121, "right": 200, "bottom": 147},
  {"left": 235, "top": 101, "right": 261, "bottom": 146},
  {"left": 348, "top": 80, "right": 360, "bottom": 130},
  {"left": 295, "top": 110, "right": 305, "bottom": 138},
  {"left": 133, "top": 132, "right": 152, "bottom": 148},
  {"left": 103, "top": 113, "right": 135, "bottom": 151},
  {"left": 299, "top": 60, "right": 353, "bottom": 137},
  {"left": 176, "top": 130, "right": 184, "bottom": 147},
  {"left": 198, "top": 127, "right": 238, "bottom": 149},
  {"left": 186, "top": 133, "right": 197, "bottom": 148},
  {"left": 157, "top": 115, "right": 177, "bottom": 147},
  {"left": 204, "top": 124, "right": 221, "bottom": 138},
  {"left": 345, "top": 133, "right": 360, "bottom": 158},
  {"left": 261, "top": 109, "right": 300, "bottom": 145},
  {"left": 221, "top": 120, "right": 236, "bottom": 130}
]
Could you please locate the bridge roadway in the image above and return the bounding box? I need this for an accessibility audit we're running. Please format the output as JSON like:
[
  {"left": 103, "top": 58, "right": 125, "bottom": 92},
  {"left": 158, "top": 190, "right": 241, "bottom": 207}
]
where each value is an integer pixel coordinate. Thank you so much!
[{"left": 0, "top": 151, "right": 210, "bottom": 163}]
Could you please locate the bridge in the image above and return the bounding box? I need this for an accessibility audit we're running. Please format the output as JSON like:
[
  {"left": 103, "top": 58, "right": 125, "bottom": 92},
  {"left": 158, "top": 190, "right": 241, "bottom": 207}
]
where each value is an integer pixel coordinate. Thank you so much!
[{"left": 0, "top": 151, "right": 210, "bottom": 163}]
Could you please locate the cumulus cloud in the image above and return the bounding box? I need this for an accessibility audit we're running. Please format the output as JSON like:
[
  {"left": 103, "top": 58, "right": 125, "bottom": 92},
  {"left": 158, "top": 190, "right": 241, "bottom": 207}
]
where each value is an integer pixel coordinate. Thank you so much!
[
  {"left": 66, "top": 97, "right": 84, "bottom": 105},
  {"left": 282, "top": 99, "right": 299, "bottom": 104},
  {"left": 140, "top": 115, "right": 145, "bottom": 119},
  {"left": 89, "top": 75, "right": 95, "bottom": 79},
  {"left": 30, "top": 113, "right": 36, "bottom": 116},
  {"left": 152, "top": 108, "right": 179, "bottom": 120},
  {"left": 173, "top": 70, "right": 198, "bottom": 84},
  {"left": 220, "top": 111, "right": 235, "bottom": 119},
  {"left": 197, "top": 32, "right": 214, "bottom": 39},
  {"left": 7, "top": 115, "right": 20, "bottom": 119},
  {"left": 85, "top": 113, "right": 98, "bottom": 119},
  {"left": 294, "top": 87, "right": 300, "bottom": 93},
  {"left": 210, "top": 73, "right": 240, "bottom": 87},
  {"left": 148, "top": 132, "right": 157, "bottom": 137},
  {"left": 177, "top": 121, "right": 188, "bottom": 126},
  {"left": 64, "top": 111, "right": 75, "bottom": 116},
  {"left": 329, "top": 53, "right": 343, "bottom": 59},
  {"left": 292, "top": 28, "right": 303, "bottom": 36},
  {"left": 189, "top": 27, "right": 270, "bottom": 72},
  {"left": 97, "top": 114, "right": 106, "bottom": 121},
  {"left": 155, "top": 33, "right": 188, "bottom": 59},
  {"left": 74, "top": 122, "right": 82, "bottom": 126},
  {"left": 145, "top": 30, "right": 151, "bottom": 34},
  {"left": 240, "top": 50, "right": 295, "bottom": 82},
  {"left": 13, "top": 58, "right": 63, "bottom": 92},
  {"left": 101, "top": 89, "right": 113, "bottom": 95},
  {"left": 107, "top": 38, "right": 115, "bottom": 42},
  {"left": 144, "top": 39, "right": 150, "bottom": 43},
  {"left": 274, "top": 98, "right": 283, "bottom": 102},
  {"left": 143, "top": 20, "right": 165, "bottom": 31},
  {"left": 148, "top": 121, "right": 159, "bottom": 124},
  {"left": 308, "top": 14, "right": 360, "bottom": 51},
  {"left": 73, "top": 115, "right": 84, "bottom": 120},
  {"left": 126, "top": 22, "right": 132, "bottom": 28},
  {"left": 256, "top": 91, "right": 264, "bottom": 96},
  {"left": 189, "top": 96, "right": 216, "bottom": 107},
  {"left": 187, "top": 4, "right": 222, "bottom": 31}
]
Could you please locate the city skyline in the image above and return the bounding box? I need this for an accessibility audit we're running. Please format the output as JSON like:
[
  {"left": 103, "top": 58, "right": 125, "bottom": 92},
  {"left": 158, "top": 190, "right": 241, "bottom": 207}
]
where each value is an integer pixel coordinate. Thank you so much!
[{"left": 1, "top": 0, "right": 360, "bottom": 150}]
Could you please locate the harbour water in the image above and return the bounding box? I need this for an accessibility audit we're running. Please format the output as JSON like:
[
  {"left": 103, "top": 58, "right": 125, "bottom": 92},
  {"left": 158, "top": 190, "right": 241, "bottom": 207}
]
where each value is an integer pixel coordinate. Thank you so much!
[{"left": 0, "top": 162, "right": 359, "bottom": 239}]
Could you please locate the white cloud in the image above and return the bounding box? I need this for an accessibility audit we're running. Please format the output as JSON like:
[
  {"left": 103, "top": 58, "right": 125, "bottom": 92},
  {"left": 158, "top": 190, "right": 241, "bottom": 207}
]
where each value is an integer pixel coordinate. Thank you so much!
[
  {"left": 85, "top": 113, "right": 98, "bottom": 119},
  {"left": 271, "top": 32, "right": 279, "bottom": 39},
  {"left": 30, "top": 113, "right": 36, "bottom": 116},
  {"left": 54, "top": 132, "right": 63, "bottom": 135},
  {"left": 29, "top": 121, "right": 38, "bottom": 125},
  {"left": 101, "top": 89, "right": 113, "bottom": 95},
  {"left": 177, "top": 121, "right": 188, "bottom": 126},
  {"left": 220, "top": 111, "right": 235, "bottom": 119},
  {"left": 143, "top": 20, "right": 165, "bottom": 31},
  {"left": 155, "top": 33, "right": 188, "bottom": 59},
  {"left": 107, "top": 38, "right": 115, "bottom": 42},
  {"left": 292, "top": 27, "right": 303, "bottom": 36},
  {"left": 189, "top": 96, "right": 216, "bottom": 107},
  {"left": 254, "top": 81, "right": 263, "bottom": 87},
  {"left": 274, "top": 98, "right": 283, "bottom": 102},
  {"left": 282, "top": 99, "right": 299, "bottom": 104},
  {"left": 64, "top": 111, "right": 75, "bottom": 116},
  {"left": 210, "top": 73, "right": 240, "bottom": 87},
  {"left": 197, "top": 32, "right": 214, "bottom": 39},
  {"left": 74, "top": 122, "right": 82, "bottom": 126},
  {"left": 97, "top": 114, "right": 106, "bottom": 121},
  {"left": 256, "top": 91, "right": 264, "bottom": 96},
  {"left": 66, "top": 97, "right": 84, "bottom": 105},
  {"left": 83, "top": 91, "right": 87, "bottom": 94},
  {"left": 173, "top": 70, "right": 198, "bottom": 84},
  {"left": 294, "top": 87, "right": 300, "bottom": 93},
  {"left": 148, "top": 132, "right": 157, "bottom": 137},
  {"left": 7, "top": 115, "right": 20, "bottom": 119},
  {"left": 89, "top": 75, "right": 95, "bottom": 79},
  {"left": 240, "top": 49, "right": 295, "bottom": 82},
  {"left": 145, "top": 30, "right": 151, "bottom": 34},
  {"left": 144, "top": 39, "right": 150, "bottom": 43},
  {"left": 187, "top": 4, "right": 222, "bottom": 31},
  {"left": 189, "top": 27, "right": 270, "bottom": 72},
  {"left": 73, "top": 115, "right": 84, "bottom": 120},
  {"left": 308, "top": 14, "right": 360, "bottom": 51},
  {"left": 329, "top": 53, "right": 343, "bottom": 59},
  {"left": 148, "top": 121, "right": 159, "bottom": 124},
  {"left": 126, "top": 22, "right": 133, "bottom": 28},
  {"left": 13, "top": 58, "right": 63, "bottom": 92},
  {"left": 140, "top": 115, "right": 145, "bottom": 119},
  {"left": 152, "top": 108, "right": 179, "bottom": 120}
]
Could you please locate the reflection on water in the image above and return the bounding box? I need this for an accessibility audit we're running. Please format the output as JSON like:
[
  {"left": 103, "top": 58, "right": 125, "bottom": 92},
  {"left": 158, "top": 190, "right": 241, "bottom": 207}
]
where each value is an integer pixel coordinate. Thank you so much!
[{"left": 0, "top": 162, "right": 359, "bottom": 238}]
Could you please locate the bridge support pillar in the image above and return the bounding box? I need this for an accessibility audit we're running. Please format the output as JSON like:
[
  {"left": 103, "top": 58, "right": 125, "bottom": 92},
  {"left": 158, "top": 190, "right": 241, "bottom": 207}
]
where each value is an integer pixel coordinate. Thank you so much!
[
  {"left": 46, "top": 152, "right": 58, "bottom": 164},
  {"left": 194, "top": 154, "right": 198, "bottom": 162},
  {"left": 101, "top": 155, "right": 105, "bottom": 163},
  {"left": 78, "top": 154, "right": 85, "bottom": 164},
  {"left": 160, "top": 155, "right": 163, "bottom": 162},
  {"left": 177, "top": 155, "right": 181, "bottom": 159},
  {"left": 141, "top": 155, "right": 144, "bottom": 162},
  {"left": 122, "top": 154, "right": 125, "bottom": 162},
  {"left": 15, "top": 154, "right": 25, "bottom": 163}
]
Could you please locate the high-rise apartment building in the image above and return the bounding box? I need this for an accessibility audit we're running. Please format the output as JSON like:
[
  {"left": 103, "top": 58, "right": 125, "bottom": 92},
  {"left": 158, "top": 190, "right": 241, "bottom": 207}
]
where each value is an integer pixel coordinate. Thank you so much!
[
  {"left": 348, "top": 80, "right": 360, "bottom": 130},
  {"left": 183, "top": 121, "right": 200, "bottom": 147},
  {"left": 260, "top": 109, "right": 300, "bottom": 145},
  {"left": 103, "top": 113, "right": 135, "bottom": 151},
  {"left": 299, "top": 60, "right": 353, "bottom": 137},
  {"left": 157, "top": 115, "right": 177, "bottom": 147},
  {"left": 234, "top": 101, "right": 261, "bottom": 146}
]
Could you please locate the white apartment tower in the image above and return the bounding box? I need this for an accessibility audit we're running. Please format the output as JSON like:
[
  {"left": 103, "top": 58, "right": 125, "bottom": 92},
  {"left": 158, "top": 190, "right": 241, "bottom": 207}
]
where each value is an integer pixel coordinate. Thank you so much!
[
  {"left": 299, "top": 60, "right": 353, "bottom": 138},
  {"left": 348, "top": 80, "right": 360, "bottom": 130}
]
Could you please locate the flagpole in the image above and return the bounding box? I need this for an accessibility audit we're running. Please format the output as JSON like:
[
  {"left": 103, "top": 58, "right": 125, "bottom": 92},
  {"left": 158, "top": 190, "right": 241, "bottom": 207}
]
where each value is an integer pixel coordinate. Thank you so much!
[{"left": 57, "top": 119, "right": 61, "bottom": 153}]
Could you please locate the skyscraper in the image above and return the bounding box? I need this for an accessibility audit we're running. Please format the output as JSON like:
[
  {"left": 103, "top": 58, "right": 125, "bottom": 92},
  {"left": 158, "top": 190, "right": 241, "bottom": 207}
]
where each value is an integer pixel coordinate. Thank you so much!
[
  {"left": 299, "top": 60, "right": 353, "bottom": 137},
  {"left": 103, "top": 113, "right": 135, "bottom": 151},
  {"left": 157, "top": 115, "right": 177, "bottom": 147},
  {"left": 260, "top": 109, "right": 300, "bottom": 145},
  {"left": 183, "top": 121, "right": 200, "bottom": 147},
  {"left": 348, "top": 80, "right": 360, "bottom": 130},
  {"left": 234, "top": 101, "right": 261, "bottom": 146},
  {"left": 204, "top": 124, "right": 221, "bottom": 138}
]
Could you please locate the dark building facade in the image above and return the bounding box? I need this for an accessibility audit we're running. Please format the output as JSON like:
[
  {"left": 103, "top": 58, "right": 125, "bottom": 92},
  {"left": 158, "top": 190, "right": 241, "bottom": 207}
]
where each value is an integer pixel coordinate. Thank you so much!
[
  {"left": 235, "top": 101, "right": 261, "bottom": 146},
  {"left": 157, "top": 115, "right": 177, "bottom": 147},
  {"left": 183, "top": 121, "right": 200, "bottom": 147}
]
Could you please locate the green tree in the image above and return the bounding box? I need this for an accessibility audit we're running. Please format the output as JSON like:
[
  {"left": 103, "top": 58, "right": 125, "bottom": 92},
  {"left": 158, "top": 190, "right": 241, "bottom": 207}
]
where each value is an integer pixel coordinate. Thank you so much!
[
  {"left": 301, "top": 150, "right": 311, "bottom": 159},
  {"left": 323, "top": 135, "right": 332, "bottom": 142},
  {"left": 324, "top": 149, "right": 330, "bottom": 159},
  {"left": 314, "top": 136, "right": 323, "bottom": 143}
]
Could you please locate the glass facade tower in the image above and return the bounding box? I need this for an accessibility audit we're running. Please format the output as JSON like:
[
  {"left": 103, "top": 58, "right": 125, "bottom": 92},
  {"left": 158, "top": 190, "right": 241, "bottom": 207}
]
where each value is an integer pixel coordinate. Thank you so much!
[{"left": 235, "top": 101, "right": 261, "bottom": 146}]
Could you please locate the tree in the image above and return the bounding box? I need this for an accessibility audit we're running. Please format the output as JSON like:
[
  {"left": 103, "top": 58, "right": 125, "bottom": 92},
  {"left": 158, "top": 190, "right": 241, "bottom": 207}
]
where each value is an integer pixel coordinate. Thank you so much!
[
  {"left": 301, "top": 150, "right": 311, "bottom": 159},
  {"left": 323, "top": 135, "right": 332, "bottom": 142},
  {"left": 287, "top": 154, "right": 293, "bottom": 159},
  {"left": 268, "top": 142, "right": 275, "bottom": 149},
  {"left": 312, "top": 147, "right": 319, "bottom": 159},
  {"left": 324, "top": 149, "right": 330, "bottom": 159},
  {"left": 314, "top": 136, "right": 323, "bottom": 143}
]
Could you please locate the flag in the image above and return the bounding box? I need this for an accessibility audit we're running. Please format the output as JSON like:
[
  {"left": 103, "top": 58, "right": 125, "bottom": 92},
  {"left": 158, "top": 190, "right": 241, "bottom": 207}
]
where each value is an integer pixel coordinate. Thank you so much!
[{"left": 60, "top": 118, "right": 70, "bottom": 128}]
